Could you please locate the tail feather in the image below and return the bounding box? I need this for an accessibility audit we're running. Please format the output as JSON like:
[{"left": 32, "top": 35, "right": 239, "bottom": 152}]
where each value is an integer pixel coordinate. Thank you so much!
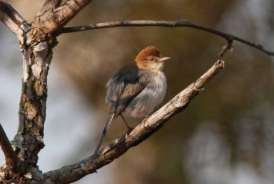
[{"left": 94, "top": 113, "right": 115, "bottom": 154}]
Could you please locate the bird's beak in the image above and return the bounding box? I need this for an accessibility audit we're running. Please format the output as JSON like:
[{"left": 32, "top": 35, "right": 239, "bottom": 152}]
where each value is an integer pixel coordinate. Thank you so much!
[{"left": 159, "top": 57, "right": 171, "bottom": 62}]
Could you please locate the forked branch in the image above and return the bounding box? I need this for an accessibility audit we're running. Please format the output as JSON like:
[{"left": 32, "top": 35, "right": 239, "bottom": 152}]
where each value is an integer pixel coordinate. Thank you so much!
[
  {"left": 60, "top": 20, "right": 274, "bottom": 56},
  {"left": 0, "top": 0, "right": 94, "bottom": 171}
]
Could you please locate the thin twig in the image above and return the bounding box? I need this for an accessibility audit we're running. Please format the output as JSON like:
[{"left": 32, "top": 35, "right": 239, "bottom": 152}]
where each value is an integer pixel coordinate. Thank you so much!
[
  {"left": 218, "top": 39, "right": 233, "bottom": 59},
  {"left": 0, "top": 123, "right": 17, "bottom": 171},
  {"left": 44, "top": 45, "right": 229, "bottom": 184},
  {"left": 59, "top": 20, "right": 274, "bottom": 56}
]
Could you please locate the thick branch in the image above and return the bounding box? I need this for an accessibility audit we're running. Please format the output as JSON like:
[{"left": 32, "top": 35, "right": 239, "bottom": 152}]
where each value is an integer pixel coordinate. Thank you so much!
[
  {"left": 12, "top": 0, "right": 93, "bottom": 168},
  {"left": 0, "top": 123, "right": 17, "bottom": 170},
  {"left": 31, "top": 0, "right": 92, "bottom": 38},
  {"left": 12, "top": 41, "right": 53, "bottom": 168},
  {"left": 36, "top": 0, "right": 62, "bottom": 18},
  {"left": 41, "top": 0, "right": 62, "bottom": 11},
  {"left": 44, "top": 57, "right": 226, "bottom": 184},
  {"left": 0, "top": 1, "right": 26, "bottom": 35},
  {"left": 60, "top": 20, "right": 274, "bottom": 56}
]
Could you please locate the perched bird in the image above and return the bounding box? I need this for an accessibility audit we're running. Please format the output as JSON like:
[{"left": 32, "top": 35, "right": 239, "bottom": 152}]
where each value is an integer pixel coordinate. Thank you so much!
[{"left": 94, "top": 46, "right": 170, "bottom": 153}]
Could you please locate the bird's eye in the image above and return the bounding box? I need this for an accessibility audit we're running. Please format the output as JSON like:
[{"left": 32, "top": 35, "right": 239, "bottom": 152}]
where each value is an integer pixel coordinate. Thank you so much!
[
  {"left": 146, "top": 56, "right": 158, "bottom": 62},
  {"left": 146, "top": 56, "right": 154, "bottom": 60}
]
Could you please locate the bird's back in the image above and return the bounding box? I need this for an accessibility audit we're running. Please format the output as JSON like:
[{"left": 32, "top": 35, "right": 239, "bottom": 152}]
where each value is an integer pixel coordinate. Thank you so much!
[
  {"left": 106, "top": 63, "right": 167, "bottom": 118},
  {"left": 105, "top": 63, "right": 147, "bottom": 115}
]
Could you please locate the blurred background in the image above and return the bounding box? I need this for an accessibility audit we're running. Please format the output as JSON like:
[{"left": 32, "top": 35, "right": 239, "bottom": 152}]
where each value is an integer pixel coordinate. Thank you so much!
[{"left": 1, "top": 0, "right": 274, "bottom": 183}]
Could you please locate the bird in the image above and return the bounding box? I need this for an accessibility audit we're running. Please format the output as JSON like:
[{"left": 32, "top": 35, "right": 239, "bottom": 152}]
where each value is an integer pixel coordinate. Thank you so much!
[{"left": 94, "top": 46, "right": 170, "bottom": 154}]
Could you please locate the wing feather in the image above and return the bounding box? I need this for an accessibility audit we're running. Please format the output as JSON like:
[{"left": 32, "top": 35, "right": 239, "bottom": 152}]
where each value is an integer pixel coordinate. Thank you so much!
[{"left": 106, "top": 64, "right": 148, "bottom": 115}]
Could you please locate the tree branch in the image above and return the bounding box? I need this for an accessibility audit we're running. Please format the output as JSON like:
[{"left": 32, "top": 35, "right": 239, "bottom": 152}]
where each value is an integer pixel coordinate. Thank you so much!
[
  {"left": 31, "top": 0, "right": 92, "bottom": 39},
  {"left": 12, "top": 0, "right": 93, "bottom": 168},
  {"left": 36, "top": 0, "right": 62, "bottom": 18},
  {"left": 59, "top": 20, "right": 274, "bottom": 56},
  {"left": 44, "top": 43, "right": 229, "bottom": 183},
  {"left": 0, "top": 1, "right": 26, "bottom": 35},
  {"left": 0, "top": 123, "right": 17, "bottom": 171}
]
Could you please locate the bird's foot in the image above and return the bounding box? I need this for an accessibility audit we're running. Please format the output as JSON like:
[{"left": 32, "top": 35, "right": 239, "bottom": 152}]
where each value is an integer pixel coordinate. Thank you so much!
[
  {"left": 127, "top": 125, "right": 134, "bottom": 132},
  {"left": 193, "top": 86, "right": 205, "bottom": 92},
  {"left": 122, "top": 126, "right": 134, "bottom": 137},
  {"left": 125, "top": 128, "right": 132, "bottom": 136}
]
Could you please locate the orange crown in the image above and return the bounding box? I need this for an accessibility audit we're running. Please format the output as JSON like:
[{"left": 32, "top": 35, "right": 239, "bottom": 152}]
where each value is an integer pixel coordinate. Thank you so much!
[{"left": 135, "top": 46, "right": 160, "bottom": 62}]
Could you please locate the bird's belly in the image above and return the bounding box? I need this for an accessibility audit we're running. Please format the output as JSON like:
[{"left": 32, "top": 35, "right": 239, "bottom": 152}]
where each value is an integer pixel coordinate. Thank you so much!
[{"left": 125, "top": 73, "right": 167, "bottom": 118}]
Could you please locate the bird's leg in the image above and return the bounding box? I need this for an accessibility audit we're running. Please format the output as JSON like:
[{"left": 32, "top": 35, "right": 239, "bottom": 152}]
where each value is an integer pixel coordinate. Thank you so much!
[
  {"left": 120, "top": 114, "right": 133, "bottom": 133},
  {"left": 94, "top": 113, "right": 115, "bottom": 155}
]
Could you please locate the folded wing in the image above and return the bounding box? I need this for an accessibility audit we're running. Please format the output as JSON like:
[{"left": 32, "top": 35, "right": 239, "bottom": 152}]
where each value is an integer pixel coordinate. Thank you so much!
[{"left": 106, "top": 64, "right": 148, "bottom": 115}]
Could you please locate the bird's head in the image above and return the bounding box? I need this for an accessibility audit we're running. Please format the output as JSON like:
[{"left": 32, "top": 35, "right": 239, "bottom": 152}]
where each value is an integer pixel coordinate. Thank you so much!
[{"left": 135, "top": 46, "right": 170, "bottom": 71}]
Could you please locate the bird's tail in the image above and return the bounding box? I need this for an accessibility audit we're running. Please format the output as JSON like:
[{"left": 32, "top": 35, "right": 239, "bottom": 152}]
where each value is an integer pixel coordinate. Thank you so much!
[{"left": 94, "top": 113, "right": 115, "bottom": 154}]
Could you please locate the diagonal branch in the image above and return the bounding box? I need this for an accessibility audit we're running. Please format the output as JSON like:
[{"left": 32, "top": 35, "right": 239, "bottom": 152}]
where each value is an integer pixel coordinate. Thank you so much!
[
  {"left": 31, "top": 0, "right": 92, "bottom": 37},
  {"left": 0, "top": 123, "right": 17, "bottom": 171},
  {"left": 0, "top": 1, "right": 26, "bottom": 35},
  {"left": 41, "top": 0, "right": 62, "bottom": 11},
  {"left": 44, "top": 44, "right": 230, "bottom": 184},
  {"left": 36, "top": 0, "right": 62, "bottom": 17},
  {"left": 59, "top": 20, "right": 274, "bottom": 56}
]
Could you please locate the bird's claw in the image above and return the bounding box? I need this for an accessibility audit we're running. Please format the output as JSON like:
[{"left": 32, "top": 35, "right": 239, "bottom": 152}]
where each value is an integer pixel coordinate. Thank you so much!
[
  {"left": 127, "top": 126, "right": 134, "bottom": 132},
  {"left": 193, "top": 86, "right": 205, "bottom": 92},
  {"left": 123, "top": 127, "right": 133, "bottom": 137}
]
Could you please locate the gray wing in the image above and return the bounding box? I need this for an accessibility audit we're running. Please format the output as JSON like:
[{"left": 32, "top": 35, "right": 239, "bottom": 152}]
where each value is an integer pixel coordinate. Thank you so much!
[{"left": 106, "top": 64, "right": 148, "bottom": 115}]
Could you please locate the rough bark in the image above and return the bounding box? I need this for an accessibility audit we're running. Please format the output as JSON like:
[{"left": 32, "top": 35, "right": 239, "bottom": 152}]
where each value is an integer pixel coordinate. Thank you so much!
[
  {"left": 14, "top": 38, "right": 53, "bottom": 168},
  {"left": 0, "top": 0, "right": 92, "bottom": 183}
]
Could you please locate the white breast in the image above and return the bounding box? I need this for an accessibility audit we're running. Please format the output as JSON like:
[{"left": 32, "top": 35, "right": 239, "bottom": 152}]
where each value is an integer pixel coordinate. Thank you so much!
[{"left": 125, "top": 71, "right": 167, "bottom": 118}]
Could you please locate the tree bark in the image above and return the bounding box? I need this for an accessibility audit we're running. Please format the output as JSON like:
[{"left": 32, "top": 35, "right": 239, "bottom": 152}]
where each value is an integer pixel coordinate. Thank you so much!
[
  {"left": 14, "top": 39, "right": 53, "bottom": 168},
  {"left": 0, "top": 0, "right": 91, "bottom": 183}
]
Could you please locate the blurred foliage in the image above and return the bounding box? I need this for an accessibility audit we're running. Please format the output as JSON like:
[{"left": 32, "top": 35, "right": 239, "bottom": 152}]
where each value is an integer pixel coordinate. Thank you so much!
[{"left": 6, "top": 0, "right": 274, "bottom": 184}]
